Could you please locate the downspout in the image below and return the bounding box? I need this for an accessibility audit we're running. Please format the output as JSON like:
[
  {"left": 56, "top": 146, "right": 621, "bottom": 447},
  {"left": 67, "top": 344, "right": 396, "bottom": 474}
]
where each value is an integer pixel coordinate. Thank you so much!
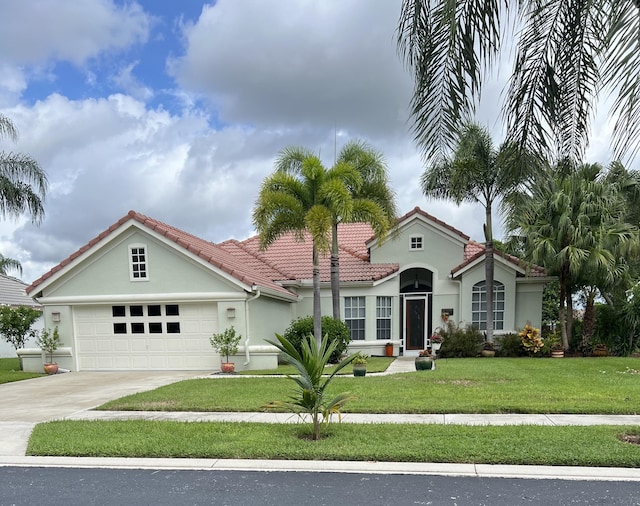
[
  {"left": 450, "top": 272, "right": 463, "bottom": 326},
  {"left": 243, "top": 288, "right": 261, "bottom": 365}
]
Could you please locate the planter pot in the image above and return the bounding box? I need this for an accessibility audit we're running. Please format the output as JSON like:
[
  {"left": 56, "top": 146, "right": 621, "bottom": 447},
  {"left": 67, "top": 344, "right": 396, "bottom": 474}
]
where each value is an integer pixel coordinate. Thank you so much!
[
  {"left": 481, "top": 349, "right": 495, "bottom": 357},
  {"left": 431, "top": 343, "right": 442, "bottom": 353},
  {"left": 220, "top": 362, "right": 235, "bottom": 374},
  {"left": 353, "top": 364, "right": 367, "bottom": 377},
  {"left": 551, "top": 350, "right": 564, "bottom": 358},
  {"left": 385, "top": 343, "right": 394, "bottom": 357},
  {"left": 43, "top": 363, "right": 58, "bottom": 375},
  {"left": 415, "top": 356, "right": 434, "bottom": 370}
]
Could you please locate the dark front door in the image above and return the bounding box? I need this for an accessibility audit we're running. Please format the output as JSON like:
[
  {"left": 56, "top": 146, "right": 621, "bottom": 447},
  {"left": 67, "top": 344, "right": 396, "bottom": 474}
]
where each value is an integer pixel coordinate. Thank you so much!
[{"left": 406, "top": 298, "right": 426, "bottom": 350}]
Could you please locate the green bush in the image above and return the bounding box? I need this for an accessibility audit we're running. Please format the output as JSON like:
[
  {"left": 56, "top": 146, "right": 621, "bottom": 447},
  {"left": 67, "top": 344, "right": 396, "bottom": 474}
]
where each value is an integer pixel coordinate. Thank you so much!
[
  {"left": 282, "top": 316, "right": 350, "bottom": 363},
  {"left": 438, "top": 322, "right": 483, "bottom": 358},
  {"left": 496, "top": 333, "right": 526, "bottom": 357}
]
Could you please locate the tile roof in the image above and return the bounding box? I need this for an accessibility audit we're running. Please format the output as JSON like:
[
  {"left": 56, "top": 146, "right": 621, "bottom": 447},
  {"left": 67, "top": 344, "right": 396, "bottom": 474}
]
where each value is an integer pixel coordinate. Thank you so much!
[
  {"left": 26, "top": 211, "right": 296, "bottom": 298},
  {"left": 452, "top": 240, "right": 547, "bottom": 277},
  {"left": 0, "top": 275, "right": 41, "bottom": 308},
  {"left": 391, "top": 206, "right": 471, "bottom": 242}
]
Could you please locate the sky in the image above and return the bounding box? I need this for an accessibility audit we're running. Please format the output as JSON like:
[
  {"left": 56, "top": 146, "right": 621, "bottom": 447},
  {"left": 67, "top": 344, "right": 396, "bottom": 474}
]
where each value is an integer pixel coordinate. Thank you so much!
[{"left": 0, "top": 0, "right": 617, "bottom": 285}]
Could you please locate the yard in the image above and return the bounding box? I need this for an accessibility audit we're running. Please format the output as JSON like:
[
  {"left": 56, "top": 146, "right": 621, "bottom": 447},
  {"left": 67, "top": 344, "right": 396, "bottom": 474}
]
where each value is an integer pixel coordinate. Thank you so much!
[
  {"left": 0, "top": 358, "right": 42, "bottom": 384},
  {"left": 26, "top": 357, "right": 640, "bottom": 466}
]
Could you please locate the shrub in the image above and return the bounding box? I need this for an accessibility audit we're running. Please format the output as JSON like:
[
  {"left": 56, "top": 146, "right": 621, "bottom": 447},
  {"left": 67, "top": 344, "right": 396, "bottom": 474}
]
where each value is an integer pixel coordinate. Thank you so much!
[
  {"left": 496, "top": 333, "right": 526, "bottom": 357},
  {"left": 438, "top": 322, "right": 483, "bottom": 358},
  {"left": 519, "top": 324, "right": 543, "bottom": 355},
  {"left": 282, "top": 316, "right": 350, "bottom": 363}
]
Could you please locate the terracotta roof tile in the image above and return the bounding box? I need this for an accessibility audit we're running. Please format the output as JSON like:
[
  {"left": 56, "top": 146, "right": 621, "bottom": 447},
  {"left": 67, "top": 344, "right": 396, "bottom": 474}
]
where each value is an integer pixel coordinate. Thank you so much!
[{"left": 452, "top": 241, "right": 547, "bottom": 277}]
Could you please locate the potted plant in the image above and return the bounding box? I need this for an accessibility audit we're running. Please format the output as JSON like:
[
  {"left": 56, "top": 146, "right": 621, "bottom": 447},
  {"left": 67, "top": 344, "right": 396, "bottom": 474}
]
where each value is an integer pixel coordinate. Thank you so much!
[
  {"left": 352, "top": 353, "right": 368, "bottom": 376},
  {"left": 415, "top": 349, "right": 434, "bottom": 370},
  {"left": 210, "top": 326, "right": 242, "bottom": 373},
  {"left": 36, "top": 327, "right": 61, "bottom": 374},
  {"left": 519, "top": 323, "right": 543, "bottom": 355},
  {"left": 546, "top": 332, "right": 564, "bottom": 358},
  {"left": 592, "top": 343, "right": 608, "bottom": 357},
  {"left": 430, "top": 332, "right": 443, "bottom": 354},
  {"left": 481, "top": 341, "right": 496, "bottom": 357}
]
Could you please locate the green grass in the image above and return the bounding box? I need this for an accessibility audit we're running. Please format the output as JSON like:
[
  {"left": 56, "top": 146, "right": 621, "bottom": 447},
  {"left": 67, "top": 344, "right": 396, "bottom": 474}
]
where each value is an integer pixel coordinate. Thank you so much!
[
  {"left": 99, "top": 357, "right": 640, "bottom": 414},
  {"left": 27, "top": 420, "right": 640, "bottom": 467},
  {"left": 0, "top": 357, "right": 43, "bottom": 385},
  {"left": 238, "top": 356, "right": 394, "bottom": 375}
]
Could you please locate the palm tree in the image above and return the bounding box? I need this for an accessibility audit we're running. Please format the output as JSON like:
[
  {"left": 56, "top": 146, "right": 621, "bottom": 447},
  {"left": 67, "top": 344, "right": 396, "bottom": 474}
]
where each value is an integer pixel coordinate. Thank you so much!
[
  {"left": 505, "top": 162, "right": 638, "bottom": 349},
  {"left": 421, "top": 123, "right": 534, "bottom": 343},
  {"left": 253, "top": 147, "right": 361, "bottom": 344},
  {"left": 0, "top": 114, "right": 47, "bottom": 223},
  {"left": 397, "top": 1, "right": 640, "bottom": 163},
  {"left": 278, "top": 140, "right": 397, "bottom": 320},
  {"left": 0, "top": 253, "right": 22, "bottom": 276}
]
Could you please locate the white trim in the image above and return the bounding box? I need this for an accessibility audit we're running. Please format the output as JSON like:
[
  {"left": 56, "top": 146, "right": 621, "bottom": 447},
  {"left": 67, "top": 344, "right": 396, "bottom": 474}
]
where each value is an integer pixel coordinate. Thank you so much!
[
  {"left": 128, "top": 243, "right": 149, "bottom": 282},
  {"left": 451, "top": 253, "right": 526, "bottom": 279},
  {"left": 36, "top": 292, "right": 250, "bottom": 305},
  {"left": 409, "top": 234, "right": 424, "bottom": 251}
]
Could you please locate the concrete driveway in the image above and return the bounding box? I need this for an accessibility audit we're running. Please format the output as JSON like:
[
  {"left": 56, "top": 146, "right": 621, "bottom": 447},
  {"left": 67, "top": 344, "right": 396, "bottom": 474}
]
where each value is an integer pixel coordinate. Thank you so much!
[{"left": 0, "top": 371, "right": 204, "bottom": 455}]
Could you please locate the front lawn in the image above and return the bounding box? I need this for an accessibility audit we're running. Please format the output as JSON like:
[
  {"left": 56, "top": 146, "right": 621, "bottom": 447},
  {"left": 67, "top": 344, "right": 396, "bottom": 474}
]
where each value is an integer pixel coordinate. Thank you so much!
[
  {"left": 99, "top": 357, "right": 640, "bottom": 414},
  {"left": 0, "top": 357, "right": 42, "bottom": 385},
  {"left": 27, "top": 420, "right": 640, "bottom": 467},
  {"left": 238, "top": 356, "right": 394, "bottom": 375}
]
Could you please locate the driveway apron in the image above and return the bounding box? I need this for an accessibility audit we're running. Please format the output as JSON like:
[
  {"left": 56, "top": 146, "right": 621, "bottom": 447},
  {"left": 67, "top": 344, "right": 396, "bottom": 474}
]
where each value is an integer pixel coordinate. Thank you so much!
[{"left": 0, "top": 371, "right": 203, "bottom": 456}]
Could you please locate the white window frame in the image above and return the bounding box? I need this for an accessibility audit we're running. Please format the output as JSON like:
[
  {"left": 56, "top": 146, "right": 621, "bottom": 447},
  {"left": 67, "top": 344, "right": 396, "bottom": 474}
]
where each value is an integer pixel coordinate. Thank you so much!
[
  {"left": 345, "top": 296, "right": 366, "bottom": 340},
  {"left": 410, "top": 234, "right": 424, "bottom": 251},
  {"left": 129, "top": 244, "right": 149, "bottom": 281},
  {"left": 376, "top": 296, "right": 392, "bottom": 340},
  {"left": 471, "top": 281, "right": 505, "bottom": 330}
]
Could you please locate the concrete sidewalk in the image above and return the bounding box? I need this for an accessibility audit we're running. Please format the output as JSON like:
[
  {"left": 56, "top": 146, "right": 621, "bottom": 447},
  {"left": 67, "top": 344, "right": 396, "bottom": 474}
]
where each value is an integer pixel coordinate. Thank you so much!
[{"left": 1, "top": 360, "right": 640, "bottom": 481}]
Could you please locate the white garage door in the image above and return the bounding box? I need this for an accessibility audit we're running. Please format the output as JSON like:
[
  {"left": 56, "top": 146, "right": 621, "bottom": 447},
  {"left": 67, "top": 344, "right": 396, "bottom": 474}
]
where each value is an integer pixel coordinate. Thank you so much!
[{"left": 75, "top": 303, "right": 219, "bottom": 370}]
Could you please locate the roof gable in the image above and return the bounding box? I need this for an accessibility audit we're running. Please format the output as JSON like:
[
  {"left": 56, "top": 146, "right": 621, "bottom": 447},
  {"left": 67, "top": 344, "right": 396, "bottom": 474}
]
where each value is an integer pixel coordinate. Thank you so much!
[{"left": 452, "top": 241, "right": 547, "bottom": 278}]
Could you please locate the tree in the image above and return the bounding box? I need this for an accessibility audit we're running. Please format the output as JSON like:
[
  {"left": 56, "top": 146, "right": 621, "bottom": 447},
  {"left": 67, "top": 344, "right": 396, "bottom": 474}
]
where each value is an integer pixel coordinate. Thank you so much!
[
  {"left": 0, "top": 114, "right": 47, "bottom": 223},
  {"left": 264, "top": 332, "right": 357, "bottom": 441},
  {"left": 505, "top": 162, "right": 638, "bottom": 350},
  {"left": 253, "top": 147, "right": 361, "bottom": 345},
  {"left": 421, "top": 123, "right": 534, "bottom": 342},
  {"left": 0, "top": 305, "right": 41, "bottom": 350},
  {"left": 277, "top": 140, "right": 397, "bottom": 320},
  {"left": 0, "top": 253, "right": 22, "bottom": 276},
  {"left": 397, "top": 1, "right": 640, "bottom": 163}
]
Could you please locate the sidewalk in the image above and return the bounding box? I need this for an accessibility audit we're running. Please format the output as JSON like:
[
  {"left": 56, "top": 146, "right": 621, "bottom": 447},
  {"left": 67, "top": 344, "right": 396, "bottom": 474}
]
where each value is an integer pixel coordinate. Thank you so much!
[{"left": 1, "top": 358, "right": 640, "bottom": 481}]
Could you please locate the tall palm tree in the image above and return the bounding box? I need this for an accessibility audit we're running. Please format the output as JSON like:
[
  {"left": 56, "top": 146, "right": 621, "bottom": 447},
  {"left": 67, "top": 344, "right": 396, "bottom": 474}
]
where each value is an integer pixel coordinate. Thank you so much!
[
  {"left": 0, "top": 253, "right": 22, "bottom": 276},
  {"left": 421, "top": 123, "right": 534, "bottom": 343},
  {"left": 253, "top": 147, "right": 361, "bottom": 344},
  {"left": 0, "top": 114, "right": 47, "bottom": 223},
  {"left": 278, "top": 140, "right": 397, "bottom": 320},
  {"left": 506, "top": 162, "right": 638, "bottom": 349},
  {"left": 397, "top": 1, "right": 640, "bottom": 163}
]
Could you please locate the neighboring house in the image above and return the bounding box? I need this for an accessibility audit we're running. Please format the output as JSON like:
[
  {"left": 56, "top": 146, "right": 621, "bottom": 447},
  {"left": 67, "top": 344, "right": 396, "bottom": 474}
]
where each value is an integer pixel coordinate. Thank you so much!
[
  {"left": 22, "top": 207, "right": 552, "bottom": 372},
  {"left": 0, "top": 274, "right": 43, "bottom": 358}
]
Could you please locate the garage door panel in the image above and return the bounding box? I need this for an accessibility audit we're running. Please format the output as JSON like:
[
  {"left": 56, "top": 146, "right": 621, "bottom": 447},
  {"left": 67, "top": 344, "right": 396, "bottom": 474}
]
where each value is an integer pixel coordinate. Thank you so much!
[{"left": 75, "top": 303, "right": 219, "bottom": 371}]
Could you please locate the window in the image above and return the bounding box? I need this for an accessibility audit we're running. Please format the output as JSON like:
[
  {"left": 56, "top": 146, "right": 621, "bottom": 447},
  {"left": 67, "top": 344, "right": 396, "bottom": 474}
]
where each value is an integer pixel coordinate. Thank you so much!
[
  {"left": 345, "top": 296, "right": 366, "bottom": 340},
  {"left": 148, "top": 305, "right": 161, "bottom": 317},
  {"left": 112, "top": 306, "right": 126, "bottom": 317},
  {"left": 376, "top": 296, "right": 392, "bottom": 340},
  {"left": 129, "top": 245, "right": 148, "bottom": 281},
  {"left": 113, "top": 323, "right": 127, "bottom": 334},
  {"left": 149, "top": 322, "right": 162, "bottom": 333},
  {"left": 472, "top": 281, "right": 505, "bottom": 330},
  {"left": 131, "top": 322, "right": 145, "bottom": 334},
  {"left": 410, "top": 235, "right": 423, "bottom": 250},
  {"left": 130, "top": 305, "right": 144, "bottom": 317},
  {"left": 167, "top": 322, "right": 181, "bottom": 334},
  {"left": 166, "top": 304, "right": 180, "bottom": 316}
]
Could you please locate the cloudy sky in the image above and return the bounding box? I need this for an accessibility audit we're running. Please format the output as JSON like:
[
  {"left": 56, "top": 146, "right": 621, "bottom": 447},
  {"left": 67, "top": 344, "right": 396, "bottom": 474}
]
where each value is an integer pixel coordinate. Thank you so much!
[{"left": 0, "top": 0, "right": 615, "bottom": 284}]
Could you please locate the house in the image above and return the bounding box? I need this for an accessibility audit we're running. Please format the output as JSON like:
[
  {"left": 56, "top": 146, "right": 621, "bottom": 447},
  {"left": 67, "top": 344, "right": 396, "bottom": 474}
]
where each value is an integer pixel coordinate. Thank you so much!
[
  {"left": 20, "top": 207, "right": 552, "bottom": 372},
  {"left": 0, "top": 274, "right": 42, "bottom": 358}
]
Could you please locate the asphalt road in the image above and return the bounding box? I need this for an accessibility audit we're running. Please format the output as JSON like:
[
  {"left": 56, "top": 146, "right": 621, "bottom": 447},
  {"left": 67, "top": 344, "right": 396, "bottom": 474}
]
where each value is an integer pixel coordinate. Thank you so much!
[{"left": 1, "top": 468, "right": 639, "bottom": 506}]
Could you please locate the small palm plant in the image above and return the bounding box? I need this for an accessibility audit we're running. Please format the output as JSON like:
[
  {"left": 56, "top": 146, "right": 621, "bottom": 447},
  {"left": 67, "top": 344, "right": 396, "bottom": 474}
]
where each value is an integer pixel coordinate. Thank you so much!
[{"left": 264, "top": 332, "right": 357, "bottom": 441}]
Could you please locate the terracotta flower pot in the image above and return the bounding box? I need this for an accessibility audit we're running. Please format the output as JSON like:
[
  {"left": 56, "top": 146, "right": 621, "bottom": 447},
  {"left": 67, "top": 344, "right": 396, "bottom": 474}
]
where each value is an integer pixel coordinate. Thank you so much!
[
  {"left": 551, "top": 350, "right": 564, "bottom": 358},
  {"left": 385, "top": 343, "right": 394, "bottom": 357},
  {"left": 43, "top": 363, "right": 59, "bottom": 375},
  {"left": 221, "top": 362, "right": 235, "bottom": 374}
]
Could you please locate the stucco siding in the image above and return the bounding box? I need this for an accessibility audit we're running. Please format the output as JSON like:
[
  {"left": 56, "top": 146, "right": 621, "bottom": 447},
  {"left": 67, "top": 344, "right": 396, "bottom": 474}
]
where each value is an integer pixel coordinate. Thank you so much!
[{"left": 515, "top": 283, "right": 545, "bottom": 330}]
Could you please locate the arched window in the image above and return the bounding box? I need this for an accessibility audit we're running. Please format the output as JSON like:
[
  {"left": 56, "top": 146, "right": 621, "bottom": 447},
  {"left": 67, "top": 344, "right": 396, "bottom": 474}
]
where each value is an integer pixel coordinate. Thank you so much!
[{"left": 471, "top": 281, "right": 505, "bottom": 330}]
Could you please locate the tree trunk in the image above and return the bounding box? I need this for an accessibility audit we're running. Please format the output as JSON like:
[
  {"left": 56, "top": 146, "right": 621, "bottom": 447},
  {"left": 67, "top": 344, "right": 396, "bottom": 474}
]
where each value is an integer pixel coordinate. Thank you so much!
[
  {"left": 559, "top": 275, "right": 568, "bottom": 350},
  {"left": 312, "top": 244, "right": 322, "bottom": 346},
  {"left": 484, "top": 210, "right": 494, "bottom": 344},
  {"left": 566, "top": 287, "right": 574, "bottom": 349},
  {"left": 330, "top": 222, "right": 341, "bottom": 321},
  {"left": 581, "top": 287, "right": 597, "bottom": 350}
]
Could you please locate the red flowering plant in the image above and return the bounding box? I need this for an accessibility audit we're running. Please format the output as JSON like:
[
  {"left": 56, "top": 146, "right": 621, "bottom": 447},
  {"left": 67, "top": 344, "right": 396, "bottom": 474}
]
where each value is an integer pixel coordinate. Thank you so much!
[
  {"left": 418, "top": 349, "right": 432, "bottom": 357},
  {"left": 430, "top": 333, "right": 443, "bottom": 343}
]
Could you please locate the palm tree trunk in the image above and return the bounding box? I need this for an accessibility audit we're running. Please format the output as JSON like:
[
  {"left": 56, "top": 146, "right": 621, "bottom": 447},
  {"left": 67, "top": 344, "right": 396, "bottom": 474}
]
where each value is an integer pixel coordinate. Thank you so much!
[
  {"left": 581, "top": 287, "right": 597, "bottom": 349},
  {"left": 566, "top": 288, "right": 574, "bottom": 349},
  {"left": 312, "top": 244, "right": 322, "bottom": 346},
  {"left": 330, "top": 222, "right": 341, "bottom": 320},
  {"left": 484, "top": 211, "right": 494, "bottom": 344},
  {"left": 559, "top": 274, "right": 569, "bottom": 350}
]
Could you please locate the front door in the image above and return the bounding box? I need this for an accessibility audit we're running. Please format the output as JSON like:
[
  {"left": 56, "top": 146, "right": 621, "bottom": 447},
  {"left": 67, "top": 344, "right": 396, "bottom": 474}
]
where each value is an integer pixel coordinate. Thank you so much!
[{"left": 405, "top": 297, "right": 427, "bottom": 351}]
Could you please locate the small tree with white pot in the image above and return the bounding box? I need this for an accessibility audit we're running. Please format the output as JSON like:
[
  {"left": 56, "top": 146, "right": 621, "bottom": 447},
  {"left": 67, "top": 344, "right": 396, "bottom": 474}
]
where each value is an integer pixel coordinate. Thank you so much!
[{"left": 210, "top": 326, "right": 241, "bottom": 373}]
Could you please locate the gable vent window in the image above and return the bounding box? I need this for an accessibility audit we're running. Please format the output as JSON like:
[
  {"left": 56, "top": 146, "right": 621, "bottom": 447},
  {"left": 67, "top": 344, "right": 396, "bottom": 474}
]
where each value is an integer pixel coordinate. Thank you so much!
[
  {"left": 129, "top": 245, "right": 148, "bottom": 281},
  {"left": 410, "top": 235, "right": 423, "bottom": 250}
]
